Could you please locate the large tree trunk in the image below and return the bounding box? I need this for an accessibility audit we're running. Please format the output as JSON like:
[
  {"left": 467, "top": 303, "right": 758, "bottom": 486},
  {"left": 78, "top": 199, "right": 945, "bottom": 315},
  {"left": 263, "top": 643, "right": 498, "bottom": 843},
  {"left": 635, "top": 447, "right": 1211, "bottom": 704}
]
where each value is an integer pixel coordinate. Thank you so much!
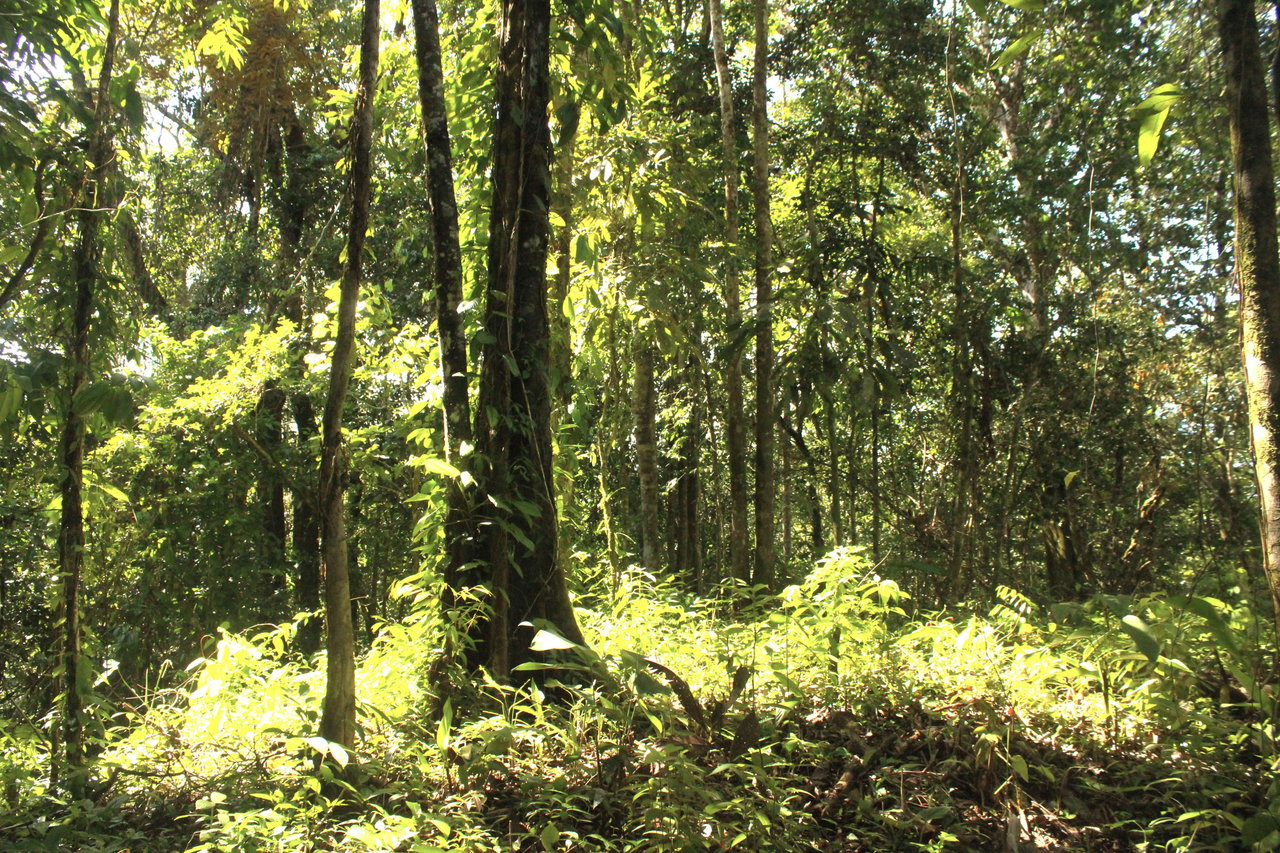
[
  {"left": 709, "top": 0, "right": 751, "bottom": 586},
  {"left": 633, "top": 340, "right": 661, "bottom": 575},
  {"left": 317, "top": 0, "right": 379, "bottom": 749},
  {"left": 1221, "top": 0, "right": 1280, "bottom": 636},
  {"left": 57, "top": 0, "right": 119, "bottom": 799},
  {"left": 471, "top": 0, "right": 584, "bottom": 678},
  {"left": 751, "top": 0, "right": 775, "bottom": 591}
]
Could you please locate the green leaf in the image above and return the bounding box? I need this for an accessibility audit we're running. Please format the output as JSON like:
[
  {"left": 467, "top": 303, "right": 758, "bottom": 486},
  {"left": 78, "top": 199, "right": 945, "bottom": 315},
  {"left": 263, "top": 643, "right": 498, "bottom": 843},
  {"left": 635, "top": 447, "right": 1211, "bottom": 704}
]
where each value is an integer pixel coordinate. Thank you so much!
[
  {"left": 328, "top": 741, "right": 349, "bottom": 768},
  {"left": 539, "top": 824, "right": 559, "bottom": 851},
  {"left": 1010, "top": 754, "right": 1029, "bottom": 781},
  {"left": 437, "top": 698, "right": 453, "bottom": 752},
  {"left": 96, "top": 482, "right": 129, "bottom": 503},
  {"left": 992, "top": 31, "right": 1043, "bottom": 69},
  {"left": 529, "top": 628, "right": 578, "bottom": 652},
  {"left": 998, "top": 0, "right": 1045, "bottom": 9},
  {"left": 1180, "top": 596, "right": 1240, "bottom": 654},
  {"left": 965, "top": 0, "right": 991, "bottom": 19},
  {"left": 1136, "top": 84, "right": 1184, "bottom": 167},
  {"left": 1138, "top": 109, "right": 1171, "bottom": 167},
  {"left": 1241, "top": 813, "right": 1280, "bottom": 846},
  {"left": 1119, "top": 614, "right": 1160, "bottom": 662},
  {"left": 1136, "top": 83, "right": 1186, "bottom": 113},
  {"left": 417, "top": 457, "right": 461, "bottom": 477}
]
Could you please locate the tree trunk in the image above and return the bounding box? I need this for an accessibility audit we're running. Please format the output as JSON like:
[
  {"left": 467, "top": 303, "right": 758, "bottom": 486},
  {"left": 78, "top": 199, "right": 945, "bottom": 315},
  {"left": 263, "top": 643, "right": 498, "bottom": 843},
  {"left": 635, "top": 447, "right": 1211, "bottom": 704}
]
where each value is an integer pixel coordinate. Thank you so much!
[
  {"left": 633, "top": 340, "right": 661, "bottom": 575},
  {"left": 57, "top": 0, "right": 119, "bottom": 799},
  {"left": 317, "top": 0, "right": 379, "bottom": 749},
  {"left": 255, "top": 382, "right": 288, "bottom": 612},
  {"left": 751, "top": 0, "right": 775, "bottom": 591},
  {"left": 471, "top": 0, "right": 584, "bottom": 678},
  {"left": 411, "top": 0, "right": 475, "bottom": 601},
  {"left": 709, "top": 0, "right": 751, "bottom": 586},
  {"left": 411, "top": 0, "right": 471, "bottom": 460},
  {"left": 1221, "top": 0, "right": 1280, "bottom": 636}
]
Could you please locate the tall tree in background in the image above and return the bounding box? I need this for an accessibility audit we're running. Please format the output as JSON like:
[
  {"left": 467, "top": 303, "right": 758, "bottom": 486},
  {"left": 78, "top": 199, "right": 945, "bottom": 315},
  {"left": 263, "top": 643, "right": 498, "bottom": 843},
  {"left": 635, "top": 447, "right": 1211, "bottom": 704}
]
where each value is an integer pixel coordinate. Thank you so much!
[
  {"left": 751, "top": 0, "right": 776, "bottom": 590},
  {"left": 1220, "top": 0, "right": 1280, "bottom": 634},
  {"left": 709, "top": 0, "right": 751, "bottom": 586},
  {"left": 411, "top": 0, "right": 473, "bottom": 591},
  {"left": 317, "top": 0, "right": 379, "bottom": 749},
  {"left": 471, "top": 0, "right": 584, "bottom": 677},
  {"left": 58, "top": 0, "right": 120, "bottom": 797}
]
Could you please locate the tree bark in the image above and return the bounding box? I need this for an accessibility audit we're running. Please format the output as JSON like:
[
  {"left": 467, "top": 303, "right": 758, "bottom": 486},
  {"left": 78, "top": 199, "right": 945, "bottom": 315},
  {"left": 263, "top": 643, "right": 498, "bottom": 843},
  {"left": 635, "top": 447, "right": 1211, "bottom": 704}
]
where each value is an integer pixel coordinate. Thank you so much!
[
  {"left": 1221, "top": 0, "right": 1280, "bottom": 636},
  {"left": 709, "top": 0, "right": 751, "bottom": 586},
  {"left": 471, "top": 0, "right": 584, "bottom": 678},
  {"left": 255, "top": 382, "right": 288, "bottom": 611},
  {"left": 411, "top": 0, "right": 477, "bottom": 603},
  {"left": 411, "top": 0, "right": 471, "bottom": 460},
  {"left": 57, "top": 0, "right": 119, "bottom": 799},
  {"left": 317, "top": 0, "right": 379, "bottom": 749},
  {"left": 751, "top": 0, "right": 775, "bottom": 591},
  {"left": 633, "top": 340, "right": 661, "bottom": 575}
]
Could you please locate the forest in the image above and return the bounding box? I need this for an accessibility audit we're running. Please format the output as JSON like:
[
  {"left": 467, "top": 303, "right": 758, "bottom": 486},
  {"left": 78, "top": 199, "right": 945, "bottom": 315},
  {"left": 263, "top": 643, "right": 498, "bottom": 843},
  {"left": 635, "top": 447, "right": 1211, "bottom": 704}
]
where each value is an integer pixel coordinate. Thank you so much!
[{"left": 3, "top": 0, "right": 1280, "bottom": 849}]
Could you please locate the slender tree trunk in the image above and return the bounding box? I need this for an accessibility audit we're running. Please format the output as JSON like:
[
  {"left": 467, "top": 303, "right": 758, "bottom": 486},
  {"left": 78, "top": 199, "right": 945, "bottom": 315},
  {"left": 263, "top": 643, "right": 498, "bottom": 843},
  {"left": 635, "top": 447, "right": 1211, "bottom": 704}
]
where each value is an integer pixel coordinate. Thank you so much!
[
  {"left": 57, "top": 0, "right": 119, "bottom": 799},
  {"left": 411, "top": 0, "right": 475, "bottom": 601},
  {"left": 633, "top": 340, "right": 661, "bottom": 575},
  {"left": 472, "top": 0, "right": 584, "bottom": 678},
  {"left": 317, "top": 0, "right": 378, "bottom": 749},
  {"left": 1221, "top": 0, "right": 1280, "bottom": 636},
  {"left": 751, "top": 0, "right": 776, "bottom": 591},
  {"left": 274, "top": 117, "right": 324, "bottom": 656},
  {"left": 411, "top": 0, "right": 470, "bottom": 460},
  {"left": 255, "top": 382, "right": 288, "bottom": 611},
  {"left": 709, "top": 0, "right": 750, "bottom": 586}
]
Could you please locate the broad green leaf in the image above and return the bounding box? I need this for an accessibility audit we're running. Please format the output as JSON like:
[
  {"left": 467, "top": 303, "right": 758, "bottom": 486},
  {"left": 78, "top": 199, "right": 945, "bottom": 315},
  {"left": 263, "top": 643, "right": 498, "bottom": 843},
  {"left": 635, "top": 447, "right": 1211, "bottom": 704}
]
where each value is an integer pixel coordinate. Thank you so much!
[
  {"left": 437, "top": 698, "right": 453, "bottom": 752},
  {"left": 1241, "top": 813, "right": 1280, "bottom": 846},
  {"left": 1010, "top": 754, "right": 1029, "bottom": 781},
  {"left": 998, "top": 0, "right": 1045, "bottom": 9},
  {"left": 992, "top": 31, "right": 1043, "bottom": 69},
  {"left": 1180, "top": 596, "right": 1239, "bottom": 653},
  {"left": 1136, "top": 84, "right": 1184, "bottom": 166},
  {"left": 1138, "top": 109, "right": 1171, "bottom": 167},
  {"left": 965, "top": 0, "right": 991, "bottom": 18},
  {"left": 328, "top": 741, "right": 349, "bottom": 768},
  {"left": 97, "top": 483, "right": 129, "bottom": 503},
  {"left": 529, "top": 628, "right": 578, "bottom": 652},
  {"left": 1119, "top": 614, "right": 1160, "bottom": 662},
  {"left": 415, "top": 457, "right": 461, "bottom": 477},
  {"left": 1136, "top": 83, "right": 1186, "bottom": 113}
]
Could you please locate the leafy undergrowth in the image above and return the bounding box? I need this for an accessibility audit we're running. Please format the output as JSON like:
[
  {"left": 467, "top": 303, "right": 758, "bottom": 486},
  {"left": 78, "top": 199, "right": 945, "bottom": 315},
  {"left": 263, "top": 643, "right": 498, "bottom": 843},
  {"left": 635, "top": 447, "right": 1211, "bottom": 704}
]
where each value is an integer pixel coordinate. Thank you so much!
[{"left": 2, "top": 550, "right": 1279, "bottom": 851}]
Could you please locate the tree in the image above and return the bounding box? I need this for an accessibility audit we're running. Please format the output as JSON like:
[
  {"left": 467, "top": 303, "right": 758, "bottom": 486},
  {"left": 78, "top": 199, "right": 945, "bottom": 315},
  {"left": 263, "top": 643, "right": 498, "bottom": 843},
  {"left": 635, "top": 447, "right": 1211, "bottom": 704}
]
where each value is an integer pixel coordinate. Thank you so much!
[
  {"left": 709, "top": 0, "right": 751, "bottom": 586},
  {"left": 469, "top": 0, "right": 584, "bottom": 677},
  {"left": 1220, "top": 0, "right": 1280, "bottom": 634},
  {"left": 57, "top": 0, "right": 119, "bottom": 798},
  {"left": 317, "top": 0, "right": 380, "bottom": 749},
  {"left": 751, "top": 0, "right": 776, "bottom": 590}
]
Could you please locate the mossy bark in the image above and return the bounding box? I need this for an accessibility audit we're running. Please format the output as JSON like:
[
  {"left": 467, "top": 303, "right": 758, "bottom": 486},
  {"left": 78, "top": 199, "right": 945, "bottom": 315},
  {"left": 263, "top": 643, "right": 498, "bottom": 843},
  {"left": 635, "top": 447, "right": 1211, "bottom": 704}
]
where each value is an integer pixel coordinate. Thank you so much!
[{"left": 1221, "top": 0, "right": 1280, "bottom": 634}]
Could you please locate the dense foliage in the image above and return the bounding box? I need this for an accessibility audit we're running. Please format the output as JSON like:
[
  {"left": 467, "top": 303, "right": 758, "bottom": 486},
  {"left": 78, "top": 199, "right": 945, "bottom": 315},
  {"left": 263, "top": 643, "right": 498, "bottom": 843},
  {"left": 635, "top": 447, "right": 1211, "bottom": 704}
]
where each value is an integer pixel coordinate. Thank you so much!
[{"left": 2, "top": 0, "right": 1279, "bottom": 849}]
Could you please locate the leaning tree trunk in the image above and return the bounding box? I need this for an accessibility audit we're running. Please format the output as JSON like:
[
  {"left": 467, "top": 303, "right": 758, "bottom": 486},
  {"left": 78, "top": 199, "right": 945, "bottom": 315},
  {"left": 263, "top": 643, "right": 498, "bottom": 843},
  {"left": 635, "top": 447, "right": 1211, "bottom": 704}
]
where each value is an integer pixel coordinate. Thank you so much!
[
  {"left": 1221, "top": 0, "right": 1280, "bottom": 637},
  {"left": 751, "top": 0, "right": 776, "bottom": 592},
  {"left": 317, "top": 0, "right": 379, "bottom": 750},
  {"left": 633, "top": 339, "right": 661, "bottom": 575},
  {"left": 57, "top": 0, "right": 119, "bottom": 799},
  {"left": 709, "top": 0, "right": 751, "bottom": 587},
  {"left": 471, "top": 0, "right": 584, "bottom": 679},
  {"left": 411, "top": 0, "right": 474, "bottom": 595}
]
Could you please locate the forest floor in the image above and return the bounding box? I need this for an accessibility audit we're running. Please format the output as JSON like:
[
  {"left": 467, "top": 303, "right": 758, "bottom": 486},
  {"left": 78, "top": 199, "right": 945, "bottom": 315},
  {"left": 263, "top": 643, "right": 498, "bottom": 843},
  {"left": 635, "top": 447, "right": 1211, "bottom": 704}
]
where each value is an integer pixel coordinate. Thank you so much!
[{"left": 1, "top": 560, "right": 1277, "bottom": 851}]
